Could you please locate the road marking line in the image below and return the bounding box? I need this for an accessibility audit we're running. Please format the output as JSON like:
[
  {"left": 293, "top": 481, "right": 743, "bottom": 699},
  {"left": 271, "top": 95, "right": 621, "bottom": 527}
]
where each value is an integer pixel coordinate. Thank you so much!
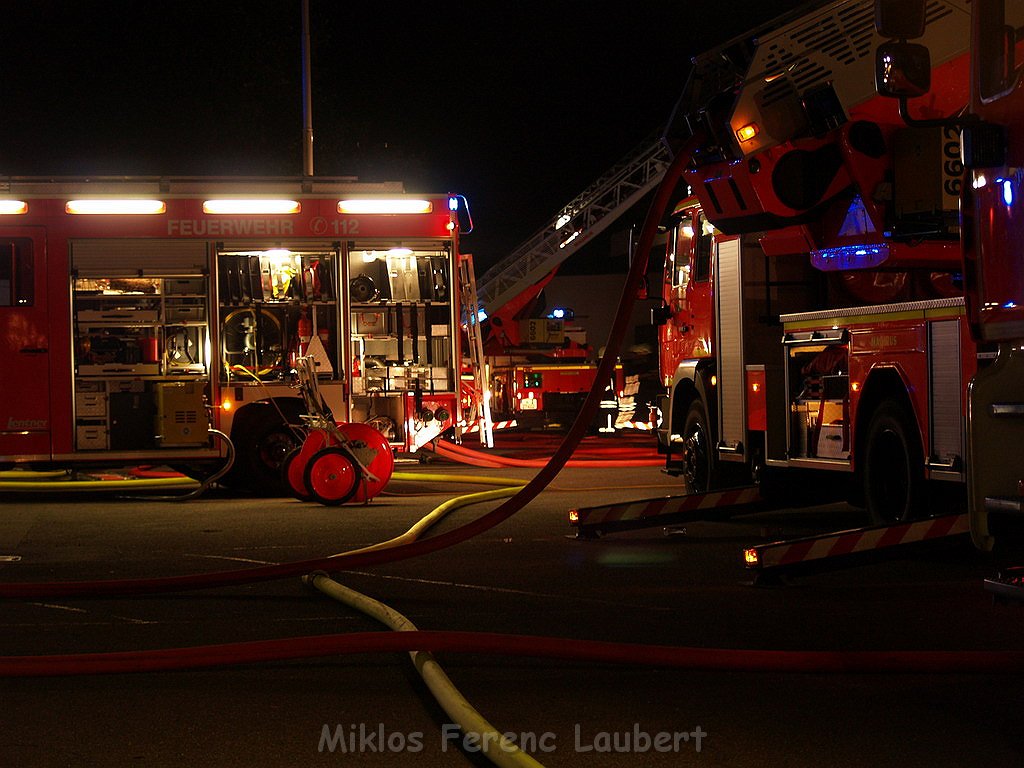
[
  {"left": 343, "top": 570, "right": 675, "bottom": 612},
  {"left": 184, "top": 553, "right": 279, "bottom": 565},
  {"left": 29, "top": 602, "right": 88, "bottom": 614}
]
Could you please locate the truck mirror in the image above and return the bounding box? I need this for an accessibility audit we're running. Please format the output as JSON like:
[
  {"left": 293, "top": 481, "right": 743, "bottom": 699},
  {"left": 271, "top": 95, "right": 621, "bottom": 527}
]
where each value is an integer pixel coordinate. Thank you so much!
[
  {"left": 875, "top": 41, "right": 931, "bottom": 99},
  {"left": 874, "top": 0, "right": 926, "bottom": 39},
  {"left": 636, "top": 275, "right": 659, "bottom": 301}
]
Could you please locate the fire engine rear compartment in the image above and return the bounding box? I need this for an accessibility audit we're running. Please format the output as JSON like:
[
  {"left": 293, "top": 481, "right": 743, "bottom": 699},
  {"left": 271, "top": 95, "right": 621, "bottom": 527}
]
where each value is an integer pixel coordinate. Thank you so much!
[
  {"left": 63, "top": 237, "right": 461, "bottom": 462},
  {"left": 71, "top": 239, "right": 218, "bottom": 456}
]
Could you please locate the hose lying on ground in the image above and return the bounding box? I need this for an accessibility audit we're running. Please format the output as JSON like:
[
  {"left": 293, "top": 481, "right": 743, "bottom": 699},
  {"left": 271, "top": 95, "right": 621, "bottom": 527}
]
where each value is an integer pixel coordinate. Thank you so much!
[
  {"left": 428, "top": 437, "right": 663, "bottom": 469},
  {"left": 306, "top": 572, "right": 544, "bottom": 768},
  {"left": 3, "top": 629, "right": 1022, "bottom": 677}
]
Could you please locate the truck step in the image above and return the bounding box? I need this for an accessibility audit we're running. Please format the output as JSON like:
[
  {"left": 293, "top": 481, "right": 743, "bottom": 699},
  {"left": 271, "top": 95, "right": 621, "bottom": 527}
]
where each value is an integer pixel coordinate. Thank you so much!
[
  {"left": 984, "top": 567, "right": 1024, "bottom": 603},
  {"left": 985, "top": 496, "right": 1024, "bottom": 514}
]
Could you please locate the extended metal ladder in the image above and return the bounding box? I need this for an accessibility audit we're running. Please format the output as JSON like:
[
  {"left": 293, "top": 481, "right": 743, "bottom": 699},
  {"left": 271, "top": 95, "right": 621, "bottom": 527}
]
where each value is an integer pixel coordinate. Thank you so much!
[
  {"left": 476, "top": 136, "right": 671, "bottom": 315},
  {"left": 457, "top": 253, "right": 493, "bottom": 446}
]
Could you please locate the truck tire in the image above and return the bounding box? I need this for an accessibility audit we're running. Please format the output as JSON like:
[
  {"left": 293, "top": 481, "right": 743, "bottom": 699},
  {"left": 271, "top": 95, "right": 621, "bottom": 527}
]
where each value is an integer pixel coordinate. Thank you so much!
[
  {"left": 681, "top": 400, "right": 714, "bottom": 494},
  {"left": 863, "top": 399, "right": 924, "bottom": 524},
  {"left": 233, "top": 420, "right": 303, "bottom": 496}
]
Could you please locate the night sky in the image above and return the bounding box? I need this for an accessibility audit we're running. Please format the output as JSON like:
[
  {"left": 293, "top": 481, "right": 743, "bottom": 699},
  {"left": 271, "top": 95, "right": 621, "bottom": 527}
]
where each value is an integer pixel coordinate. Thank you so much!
[{"left": 1, "top": 1, "right": 791, "bottom": 269}]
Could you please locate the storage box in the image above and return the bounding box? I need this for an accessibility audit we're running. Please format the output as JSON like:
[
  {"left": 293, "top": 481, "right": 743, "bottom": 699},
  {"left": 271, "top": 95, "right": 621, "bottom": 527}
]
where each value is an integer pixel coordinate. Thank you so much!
[
  {"left": 77, "top": 309, "right": 159, "bottom": 322},
  {"left": 76, "top": 424, "right": 109, "bottom": 450},
  {"left": 164, "top": 278, "right": 205, "bottom": 295},
  {"left": 77, "top": 363, "right": 161, "bottom": 377},
  {"left": 165, "top": 304, "right": 206, "bottom": 322},
  {"left": 75, "top": 391, "right": 108, "bottom": 417},
  {"left": 816, "top": 423, "right": 850, "bottom": 459}
]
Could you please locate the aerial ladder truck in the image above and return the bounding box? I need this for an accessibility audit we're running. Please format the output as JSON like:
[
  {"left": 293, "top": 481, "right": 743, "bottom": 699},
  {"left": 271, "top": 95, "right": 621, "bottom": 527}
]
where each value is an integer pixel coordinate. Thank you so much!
[
  {"left": 643, "top": 0, "right": 1024, "bottom": 555},
  {"left": 472, "top": 138, "right": 669, "bottom": 431}
]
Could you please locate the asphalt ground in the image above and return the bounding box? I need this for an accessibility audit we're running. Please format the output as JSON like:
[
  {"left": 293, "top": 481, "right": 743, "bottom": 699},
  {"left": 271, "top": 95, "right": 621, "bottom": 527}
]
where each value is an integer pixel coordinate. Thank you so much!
[{"left": 0, "top": 437, "right": 1022, "bottom": 767}]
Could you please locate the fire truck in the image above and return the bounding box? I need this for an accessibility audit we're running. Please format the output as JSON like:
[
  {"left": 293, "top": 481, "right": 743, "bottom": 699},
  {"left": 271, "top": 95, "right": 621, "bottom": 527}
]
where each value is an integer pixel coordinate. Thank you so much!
[
  {"left": 653, "top": 0, "right": 1024, "bottom": 548},
  {"left": 473, "top": 137, "right": 669, "bottom": 434},
  {"left": 479, "top": 270, "right": 606, "bottom": 430},
  {"left": 0, "top": 178, "right": 466, "bottom": 494}
]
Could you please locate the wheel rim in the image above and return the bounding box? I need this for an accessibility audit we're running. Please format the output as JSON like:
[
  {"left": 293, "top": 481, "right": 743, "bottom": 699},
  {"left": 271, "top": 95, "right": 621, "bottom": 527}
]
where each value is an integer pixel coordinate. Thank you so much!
[
  {"left": 306, "top": 449, "right": 357, "bottom": 505},
  {"left": 682, "top": 423, "right": 709, "bottom": 492},
  {"left": 257, "top": 429, "right": 299, "bottom": 473}
]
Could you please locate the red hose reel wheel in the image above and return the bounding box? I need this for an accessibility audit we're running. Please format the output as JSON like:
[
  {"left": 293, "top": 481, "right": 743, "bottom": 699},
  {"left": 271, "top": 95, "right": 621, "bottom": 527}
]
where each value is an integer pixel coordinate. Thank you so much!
[
  {"left": 303, "top": 447, "right": 359, "bottom": 506},
  {"left": 281, "top": 448, "right": 314, "bottom": 502},
  {"left": 337, "top": 421, "right": 395, "bottom": 502},
  {"left": 280, "top": 429, "right": 330, "bottom": 502}
]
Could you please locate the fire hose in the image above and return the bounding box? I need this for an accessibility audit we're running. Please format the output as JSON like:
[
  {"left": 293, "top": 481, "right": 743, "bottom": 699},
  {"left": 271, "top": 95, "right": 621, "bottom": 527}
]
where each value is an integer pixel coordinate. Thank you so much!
[
  {"left": 428, "top": 436, "right": 663, "bottom": 469},
  {"left": 4, "top": 628, "right": 1022, "bottom": 677}
]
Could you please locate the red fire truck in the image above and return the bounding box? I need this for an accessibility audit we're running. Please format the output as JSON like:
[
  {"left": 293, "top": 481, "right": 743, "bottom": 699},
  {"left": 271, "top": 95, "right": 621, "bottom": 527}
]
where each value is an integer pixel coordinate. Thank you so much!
[
  {"left": 0, "top": 178, "right": 466, "bottom": 493},
  {"left": 653, "top": 0, "right": 1024, "bottom": 548}
]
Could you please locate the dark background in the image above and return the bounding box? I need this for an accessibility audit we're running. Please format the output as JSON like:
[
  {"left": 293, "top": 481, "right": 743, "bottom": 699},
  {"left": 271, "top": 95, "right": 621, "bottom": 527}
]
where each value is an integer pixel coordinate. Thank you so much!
[{"left": 1, "top": 1, "right": 790, "bottom": 271}]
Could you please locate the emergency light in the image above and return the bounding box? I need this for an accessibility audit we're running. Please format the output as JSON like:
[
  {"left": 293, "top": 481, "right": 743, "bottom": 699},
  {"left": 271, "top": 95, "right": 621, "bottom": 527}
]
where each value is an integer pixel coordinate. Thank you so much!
[
  {"left": 338, "top": 199, "right": 432, "bottom": 214},
  {"left": 65, "top": 200, "right": 166, "bottom": 215},
  {"left": 202, "top": 199, "right": 301, "bottom": 214},
  {"left": 810, "top": 244, "right": 888, "bottom": 271},
  {"left": 736, "top": 123, "right": 759, "bottom": 142},
  {"left": 0, "top": 201, "right": 28, "bottom": 215}
]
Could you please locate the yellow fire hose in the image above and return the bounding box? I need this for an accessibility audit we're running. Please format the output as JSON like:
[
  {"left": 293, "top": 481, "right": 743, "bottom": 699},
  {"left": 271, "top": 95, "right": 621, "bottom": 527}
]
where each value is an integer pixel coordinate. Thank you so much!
[{"left": 306, "top": 572, "right": 544, "bottom": 768}]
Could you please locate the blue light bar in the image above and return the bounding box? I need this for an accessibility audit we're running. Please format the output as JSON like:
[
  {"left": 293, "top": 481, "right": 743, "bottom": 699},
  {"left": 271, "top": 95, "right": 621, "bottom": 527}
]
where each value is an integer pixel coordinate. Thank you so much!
[{"left": 810, "top": 243, "right": 889, "bottom": 271}]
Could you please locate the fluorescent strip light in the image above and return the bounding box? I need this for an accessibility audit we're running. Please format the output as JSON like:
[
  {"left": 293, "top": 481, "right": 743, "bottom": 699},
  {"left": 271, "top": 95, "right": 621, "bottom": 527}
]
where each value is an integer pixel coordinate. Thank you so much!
[
  {"left": 66, "top": 199, "right": 167, "bottom": 215},
  {"left": 202, "top": 199, "right": 301, "bottom": 214},
  {"left": 0, "top": 201, "right": 28, "bottom": 215},
  {"left": 338, "top": 199, "right": 432, "bottom": 214}
]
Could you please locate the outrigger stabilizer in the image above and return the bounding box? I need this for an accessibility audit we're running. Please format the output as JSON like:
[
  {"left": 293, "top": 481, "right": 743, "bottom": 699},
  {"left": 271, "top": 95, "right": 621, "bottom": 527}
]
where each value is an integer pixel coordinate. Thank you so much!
[{"left": 569, "top": 487, "right": 971, "bottom": 585}]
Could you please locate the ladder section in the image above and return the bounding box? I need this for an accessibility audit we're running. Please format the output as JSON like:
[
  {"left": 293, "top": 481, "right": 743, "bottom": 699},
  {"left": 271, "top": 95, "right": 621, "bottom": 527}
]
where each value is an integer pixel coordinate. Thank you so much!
[
  {"left": 477, "top": 137, "right": 671, "bottom": 314},
  {"left": 457, "top": 254, "right": 493, "bottom": 446}
]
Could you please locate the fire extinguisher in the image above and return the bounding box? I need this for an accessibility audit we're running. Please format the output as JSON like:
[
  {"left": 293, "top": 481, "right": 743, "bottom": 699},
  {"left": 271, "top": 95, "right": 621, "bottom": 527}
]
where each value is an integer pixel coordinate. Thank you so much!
[{"left": 297, "top": 308, "right": 312, "bottom": 356}]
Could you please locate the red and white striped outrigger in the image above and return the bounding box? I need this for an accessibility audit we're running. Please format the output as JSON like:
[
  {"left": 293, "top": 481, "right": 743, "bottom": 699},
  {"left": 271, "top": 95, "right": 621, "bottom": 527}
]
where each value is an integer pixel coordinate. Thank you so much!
[
  {"left": 460, "top": 418, "right": 518, "bottom": 435},
  {"left": 569, "top": 486, "right": 765, "bottom": 538},
  {"left": 743, "top": 514, "right": 969, "bottom": 584},
  {"left": 570, "top": 488, "right": 971, "bottom": 583}
]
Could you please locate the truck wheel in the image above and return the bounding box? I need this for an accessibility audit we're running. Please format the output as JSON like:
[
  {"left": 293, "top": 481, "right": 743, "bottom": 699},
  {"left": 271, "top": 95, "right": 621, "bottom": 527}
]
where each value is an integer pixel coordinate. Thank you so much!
[
  {"left": 681, "top": 401, "right": 714, "bottom": 494},
  {"left": 864, "top": 400, "right": 924, "bottom": 525},
  {"left": 237, "top": 421, "right": 302, "bottom": 496}
]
